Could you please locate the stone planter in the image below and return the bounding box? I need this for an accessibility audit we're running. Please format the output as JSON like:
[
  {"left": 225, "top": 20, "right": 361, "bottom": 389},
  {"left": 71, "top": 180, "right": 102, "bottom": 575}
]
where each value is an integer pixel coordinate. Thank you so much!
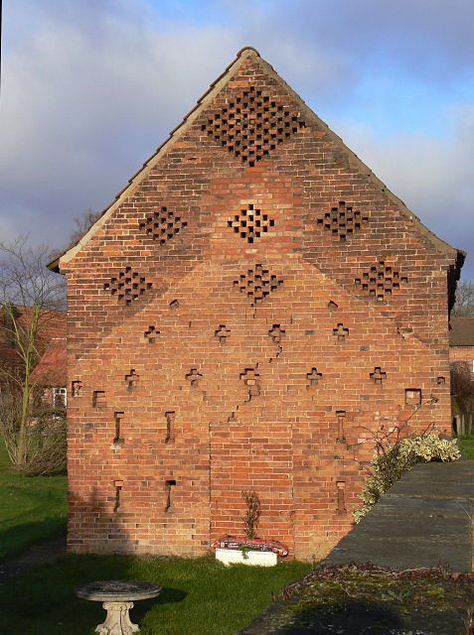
[{"left": 215, "top": 547, "right": 278, "bottom": 567}]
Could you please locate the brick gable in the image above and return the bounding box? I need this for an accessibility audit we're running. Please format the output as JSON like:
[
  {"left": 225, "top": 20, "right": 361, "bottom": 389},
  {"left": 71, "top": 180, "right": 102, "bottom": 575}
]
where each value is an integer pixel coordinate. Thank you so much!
[{"left": 60, "top": 48, "right": 461, "bottom": 559}]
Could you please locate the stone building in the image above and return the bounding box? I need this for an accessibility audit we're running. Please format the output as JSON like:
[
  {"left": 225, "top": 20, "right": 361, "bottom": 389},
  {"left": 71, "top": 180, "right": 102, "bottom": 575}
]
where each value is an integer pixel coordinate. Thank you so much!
[{"left": 51, "top": 48, "right": 464, "bottom": 560}]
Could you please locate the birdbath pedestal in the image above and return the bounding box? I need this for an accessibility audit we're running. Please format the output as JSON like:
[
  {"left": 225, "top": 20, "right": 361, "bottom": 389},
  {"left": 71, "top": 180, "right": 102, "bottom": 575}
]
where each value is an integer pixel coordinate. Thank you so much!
[{"left": 76, "top": 580, "right": 161, "bottom": 635}]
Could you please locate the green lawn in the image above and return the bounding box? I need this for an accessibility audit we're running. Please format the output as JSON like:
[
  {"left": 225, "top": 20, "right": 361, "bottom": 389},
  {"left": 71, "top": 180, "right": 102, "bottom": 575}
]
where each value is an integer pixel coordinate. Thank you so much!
[
  {"left": 457, "top": 434, "right": 474, "bottom": 460},
  {"left": 0, "top": 554, "right": 312, "bottom": 635},
  {"left": 0, "top": 441, "right": 67, "bottom": 560}
]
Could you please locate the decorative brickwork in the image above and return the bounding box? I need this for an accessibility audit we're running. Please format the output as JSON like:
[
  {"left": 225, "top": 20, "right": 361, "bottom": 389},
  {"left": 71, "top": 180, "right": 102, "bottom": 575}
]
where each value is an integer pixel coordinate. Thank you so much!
[
  {"left": 318, "top": 201, "right": 368, "bottom": 240},
  {"left": 370, "top": 367, "right": 387, "bottom": 384},
  {"left": 60, "top": 48, "right": 458, "bottom": 562},
  {"left": 355, "top": 261, "right": 408, "bottom": 301},
  {"left": 144, "top": 326, "right": 160, "bottom": 343},
  {"left": 202, "top": 85, "right": 306, "bottom": 166},
  {"left": 139, "top": 207, "right": 187, "bottom": 244},
  {"left": 227, "top": 204, "right": 275, "bottom": 243},
  {"left": 233, "top": 264, "right": 283, "bottom": 305},
  {"left": 104, "top": 267, "right": 152, "bottom": 305},
  {"left": 214, "top": 324, "right": 231, "bottom": 343},
  {"left": 333, "top": 323, "right": 349, "bottom": 341},
  {"left": 306, "top": 367, "right": 323, "bottom": 386}
]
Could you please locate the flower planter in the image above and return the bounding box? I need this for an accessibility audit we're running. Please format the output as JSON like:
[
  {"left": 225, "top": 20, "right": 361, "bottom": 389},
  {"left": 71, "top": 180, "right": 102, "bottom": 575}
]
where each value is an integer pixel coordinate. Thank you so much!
[{"left": 215, "top": 547, "right": 278, "bottom": 567}]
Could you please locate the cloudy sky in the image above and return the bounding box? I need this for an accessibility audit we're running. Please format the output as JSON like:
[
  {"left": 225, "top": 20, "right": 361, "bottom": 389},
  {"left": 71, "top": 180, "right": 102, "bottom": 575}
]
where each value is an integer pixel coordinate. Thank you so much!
[{"left": 1, "top": 0, "right": 473, "bottom": 278}]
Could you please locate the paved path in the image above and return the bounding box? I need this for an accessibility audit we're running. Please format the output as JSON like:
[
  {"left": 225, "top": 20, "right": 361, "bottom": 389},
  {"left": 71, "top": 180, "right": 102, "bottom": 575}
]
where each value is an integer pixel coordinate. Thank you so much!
[
  {"left": 0, "top": 535, "right": 66, "bottom": 584},
  {"left": 241, "top": 460, "right": 474, "bottom": 634},
  {"left": 326, "top": 460, "right": 474, "bottom": 572}
]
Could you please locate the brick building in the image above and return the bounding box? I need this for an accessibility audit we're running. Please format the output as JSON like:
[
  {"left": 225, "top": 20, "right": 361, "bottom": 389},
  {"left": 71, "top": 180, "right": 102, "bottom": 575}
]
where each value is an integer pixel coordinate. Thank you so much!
[
  {"left": 0, "top": 305, "right": 67, "bottom": 405},
  {"left": 450, "top": 317, "right": 474, "bottom": 371},
  {"left": 51, "top": 48, "right": 464, "bottom": 560}
]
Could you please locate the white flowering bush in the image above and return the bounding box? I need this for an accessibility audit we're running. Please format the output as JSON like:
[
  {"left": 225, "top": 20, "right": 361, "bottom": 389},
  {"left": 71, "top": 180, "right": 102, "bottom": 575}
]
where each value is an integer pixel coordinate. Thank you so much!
[{"left": 353, "top": 433, "right": 461, "bottom": 523}]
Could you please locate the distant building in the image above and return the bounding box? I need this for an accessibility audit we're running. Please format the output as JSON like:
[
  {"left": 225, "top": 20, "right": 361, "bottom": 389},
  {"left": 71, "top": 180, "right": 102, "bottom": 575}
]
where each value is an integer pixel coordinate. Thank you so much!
[
  {"left": 0, "top": 305, "right": 67, "bottom": 406},
  {"left": 450, "top": 317, "right": 474, "bottom": 373}
]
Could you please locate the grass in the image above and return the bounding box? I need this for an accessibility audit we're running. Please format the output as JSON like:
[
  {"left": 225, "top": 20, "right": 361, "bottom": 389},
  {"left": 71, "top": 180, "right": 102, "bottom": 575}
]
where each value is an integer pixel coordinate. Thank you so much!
[
  {"left": 0, "top": 441, "right": 67, "bottom": 560},
  {"left": 0, "top": 554, "right": 312, "bottom": 635},
  {"left": 457, "top": 434, "right": 474, "bottom": 459}
]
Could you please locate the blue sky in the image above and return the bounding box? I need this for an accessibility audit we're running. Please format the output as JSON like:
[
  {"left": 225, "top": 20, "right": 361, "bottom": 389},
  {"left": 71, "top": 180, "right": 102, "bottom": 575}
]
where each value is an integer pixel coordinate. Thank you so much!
[{"left": 1, "top": 0, "right": 473, "bottom": 278}]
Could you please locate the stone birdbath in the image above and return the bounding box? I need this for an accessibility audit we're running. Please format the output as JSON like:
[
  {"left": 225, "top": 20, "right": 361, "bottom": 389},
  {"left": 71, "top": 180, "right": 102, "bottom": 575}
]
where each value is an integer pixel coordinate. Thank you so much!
[{"left": 76, "top": 580, "right": 161, "bottom": 635}]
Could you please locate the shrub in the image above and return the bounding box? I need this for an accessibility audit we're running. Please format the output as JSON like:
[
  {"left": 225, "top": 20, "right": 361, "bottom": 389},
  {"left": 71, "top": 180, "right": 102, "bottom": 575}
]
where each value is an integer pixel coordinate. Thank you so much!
[
  {"left": 0, "top": 390, "right": 66, "bottom": 476},
  {"left": 353, "top": 433, "right": 461, "bottom": 523}
]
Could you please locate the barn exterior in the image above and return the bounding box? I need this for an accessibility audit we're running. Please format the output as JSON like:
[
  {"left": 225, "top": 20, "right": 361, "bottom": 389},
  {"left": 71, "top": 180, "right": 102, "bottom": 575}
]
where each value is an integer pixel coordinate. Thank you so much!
[{"left": 52, "top": 48, "right": 463, "bottom": 560}]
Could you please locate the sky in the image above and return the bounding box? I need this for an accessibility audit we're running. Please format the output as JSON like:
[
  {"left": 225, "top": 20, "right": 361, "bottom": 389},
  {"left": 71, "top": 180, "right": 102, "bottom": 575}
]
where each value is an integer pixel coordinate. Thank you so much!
[{"left": 1, "top": 0, "right": 473, "bottom": 278}]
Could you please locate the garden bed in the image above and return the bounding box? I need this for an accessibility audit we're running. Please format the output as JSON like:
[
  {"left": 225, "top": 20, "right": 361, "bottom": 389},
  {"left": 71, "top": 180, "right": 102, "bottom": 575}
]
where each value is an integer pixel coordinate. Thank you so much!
[{"left": 241, "top": 563, "right": 474, "bottom": 634}]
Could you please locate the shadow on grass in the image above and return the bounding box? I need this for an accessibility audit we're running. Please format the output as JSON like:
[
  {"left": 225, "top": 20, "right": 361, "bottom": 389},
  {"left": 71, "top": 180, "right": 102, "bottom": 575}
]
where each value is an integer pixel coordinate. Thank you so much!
[
  {"left": 0, "top": 518, "right": 66, "bottom": 562},
  {"left": 0, "top": 554, "right": 187, "bottom": 635},
  {"left": 276, "top": 600, "right": 404, "bottom": 634}
]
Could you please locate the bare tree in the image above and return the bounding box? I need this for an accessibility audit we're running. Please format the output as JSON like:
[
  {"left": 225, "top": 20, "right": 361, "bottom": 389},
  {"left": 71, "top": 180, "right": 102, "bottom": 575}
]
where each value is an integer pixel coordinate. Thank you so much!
[
  {"left": 0, "top": 236, "right": 65, "bottom": 469},
  {"left": 68, "top": 208, "right": 101, "bottom": 249},
  {"left": 452, "top": 280, "right": 474, "bottom": 317}
]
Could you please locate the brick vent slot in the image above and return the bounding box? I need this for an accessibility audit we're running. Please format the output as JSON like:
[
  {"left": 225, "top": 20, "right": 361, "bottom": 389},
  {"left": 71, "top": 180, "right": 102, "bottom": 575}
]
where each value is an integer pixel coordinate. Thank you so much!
[
  {"left": 405, "top": 389, "right": 422, "bottom": 406},
  {"left": 240, "top": 368, "right": 261, "bottom": 398},
  {"left": 333, "top": 323, "right": 349, "bottom": 341},
  {"left": 92, "top": 391, "right": 106, "bottom": 408},
  {"left": 104, "top": 266, "right": 152, "bottom": 305},
  {"left": 139, "top": 206, "right": 187, "bottom": 244},
  {"left": 355, "top": 261, "right": 408, "bottom": 301},
  {"left": 233, "top": 264, "right": 283, "bottom": 306},
  {"left": 336, "top": 481, "right": 346, "bottom": 513},
  {"left": 318, "top": 201, "right": 368, "bottom": 240},
  {"left": 165, "top": 411, "right": 175, "bottom": 443},
  {"left": 215, "top": 325, "right": 231, "bottom": 344},
  {"left": 125, "top": 369, "right": 139, "bottom": 391},
  {"left": 370, "top": 367, "right": 387, "bottom": 384},
  {"left": 306, "top": 368, "right": 323, "bottom": 387},
  {"left": 186, "top": 368, "right": 203, "bottom": 387},
  {"left": 336, "top": 410, "right": 346, "bottom": 442},
  {"left": 113, "top": 412, "right": 124, "bottom": 447},
  {"left": 268, "top": 324, "right": 285, "bottom": 343},
  {"left": 202, "top": 85, "right": 306, "bottom": 166},
  {"left": 144, "top": 326, "right": 160, "bottom": 343},
  {"left": 227, "top": 204, "right": 275, "bottom": 243},
  {"left": 113, "top": 480, "right": 123, "bottom": 513},
  {"left": 71, "top": 380, "right": 83, "bottom": 397},
  {"left": 165, "top": 480, "right": 176, "bottom": 512}
]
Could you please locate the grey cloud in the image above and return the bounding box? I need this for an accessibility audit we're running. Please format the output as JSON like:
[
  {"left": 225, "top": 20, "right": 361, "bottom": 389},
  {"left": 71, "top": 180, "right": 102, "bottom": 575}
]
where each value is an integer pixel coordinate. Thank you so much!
[
  {"left": 0, "top": 0, "right": 472, "bottom": 281},
  {"left": 336, "top": 107, "right": 474, "bottom": 279}
]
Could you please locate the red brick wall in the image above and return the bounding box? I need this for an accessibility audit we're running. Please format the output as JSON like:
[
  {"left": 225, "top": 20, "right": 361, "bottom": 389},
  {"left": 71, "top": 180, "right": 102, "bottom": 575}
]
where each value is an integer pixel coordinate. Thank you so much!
[
  {"left": 450, "top": 346, "right": 474, "bottom": 368},
  {"left": 63, "top": 50, "right": 455, "bottom": 559}
]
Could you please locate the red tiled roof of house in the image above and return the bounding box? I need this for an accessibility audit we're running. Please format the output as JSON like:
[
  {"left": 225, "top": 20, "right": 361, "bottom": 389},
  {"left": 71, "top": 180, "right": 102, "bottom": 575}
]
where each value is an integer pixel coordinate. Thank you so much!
[
  {"left": 0, "top": 306, "right": 67, "bottom": 386},
  {"left": 31, "top": 336, "right": 67, "bottom": 386},
  {"left": 450, "top": 317, "right": 474, "bottom": 346}
]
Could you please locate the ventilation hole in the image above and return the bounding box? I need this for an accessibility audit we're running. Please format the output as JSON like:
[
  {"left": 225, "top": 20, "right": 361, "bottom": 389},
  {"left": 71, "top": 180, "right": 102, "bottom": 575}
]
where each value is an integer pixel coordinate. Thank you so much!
[
  {"left": 233, "top": 264, "right": 283, "bottom": 306},
  {"left": 202, "top": 86, "right": 306, "bottom": 163},
  {"left": 355, "top": 261, "right": 407, "bottom": 301},
  {"left": 104, "top": 268, "right": 152, "bottom": 304},
  {"left": 405, "top": 388, "right": 422, "bottom": 406}
]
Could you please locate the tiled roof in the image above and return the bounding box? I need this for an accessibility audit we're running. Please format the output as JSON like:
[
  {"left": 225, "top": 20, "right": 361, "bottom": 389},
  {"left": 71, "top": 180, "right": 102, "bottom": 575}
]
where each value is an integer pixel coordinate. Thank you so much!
[
  {"left": 449, "top": 317, "right": 474, "bottom": 346},
  {"left": 0, "top": 307, "right": 67, "bottom": 386},
  {"left": 30, "top": 336, "right": 67, "bottom": 386}
]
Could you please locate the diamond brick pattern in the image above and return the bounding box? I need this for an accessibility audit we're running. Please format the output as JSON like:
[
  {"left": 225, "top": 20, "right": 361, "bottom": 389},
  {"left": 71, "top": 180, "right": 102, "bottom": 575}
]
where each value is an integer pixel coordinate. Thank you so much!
[
  {"left": 355, "top": 261, "right": 408, "bottom": 301},
  {"left": 318, "top": 201, "right": 368, "bottom": 241},
  {"left": 104, "top": 267, "right": 152, "bottom": 305},
  {"left": 233, "top": 264, "right": 283, "bottom": 306},
  {"left": 202, "top": 85, "right": 306, "bottom": 166},
  {"left": 227, "top": 204, "right": 275, "bottom": 243},
  {"left": 139, "top": 207, "right": 187, "bottom": 245}
]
